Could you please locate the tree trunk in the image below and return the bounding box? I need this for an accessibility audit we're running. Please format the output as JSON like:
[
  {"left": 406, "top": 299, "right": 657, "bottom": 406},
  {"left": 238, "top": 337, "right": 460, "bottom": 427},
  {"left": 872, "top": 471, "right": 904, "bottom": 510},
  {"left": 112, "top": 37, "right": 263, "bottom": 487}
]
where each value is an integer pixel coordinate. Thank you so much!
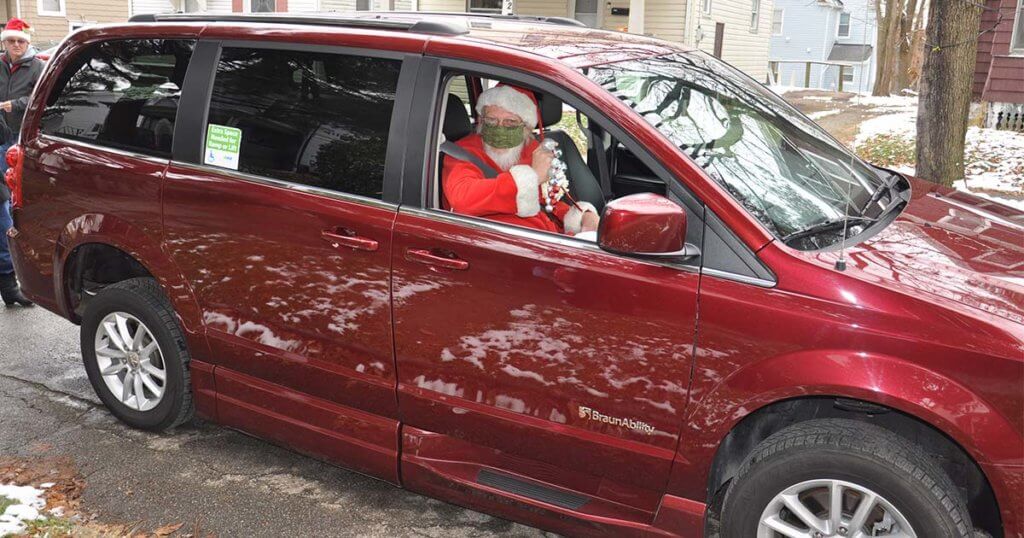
[
  {"left": 915, "top": 0, "right": 982, "bottom": 186},
  {"left": 895, "top": 0, "right": 919, "bottom": 89},
  {"left": 873, "top": 0, "right": 908, "bottom": 96}
]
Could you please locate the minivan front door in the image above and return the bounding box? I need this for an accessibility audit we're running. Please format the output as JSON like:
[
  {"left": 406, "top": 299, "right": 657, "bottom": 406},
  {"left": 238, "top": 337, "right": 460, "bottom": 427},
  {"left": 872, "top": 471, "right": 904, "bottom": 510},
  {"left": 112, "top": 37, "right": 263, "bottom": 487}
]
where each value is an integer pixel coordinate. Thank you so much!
[
  {"left": 162, "top": 43, "right": 411, "bottom": 483},
  {"left": 392, "top": 209, "right": 700, "bottom": 522}
]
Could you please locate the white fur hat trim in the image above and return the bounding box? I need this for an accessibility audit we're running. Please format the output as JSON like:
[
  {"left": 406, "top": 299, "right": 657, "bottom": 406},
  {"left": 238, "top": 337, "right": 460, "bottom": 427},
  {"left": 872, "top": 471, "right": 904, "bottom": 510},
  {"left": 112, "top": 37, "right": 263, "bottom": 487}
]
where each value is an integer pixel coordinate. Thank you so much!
[
  {"left": 1, "top": 29, "right": 30, "bottom": 42},
  {"left": 476, "top": 85, "right": 538, "bottom": 129}
]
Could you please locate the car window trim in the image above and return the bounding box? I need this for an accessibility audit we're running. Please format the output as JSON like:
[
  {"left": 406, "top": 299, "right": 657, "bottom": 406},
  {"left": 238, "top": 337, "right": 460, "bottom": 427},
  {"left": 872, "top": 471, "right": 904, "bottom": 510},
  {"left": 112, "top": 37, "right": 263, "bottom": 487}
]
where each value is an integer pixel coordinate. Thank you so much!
[
  {"left": 38, "top": 134, "right": 172, "bottom": 166},
  {"left": 167, "top": 159, "right": 400, "bottom": 211},
  {"left": 173, "top": 38, "right": 416, "bottom": 206},
  {"left": 400, "top": 206, "right": 701, "bottom": 276}
]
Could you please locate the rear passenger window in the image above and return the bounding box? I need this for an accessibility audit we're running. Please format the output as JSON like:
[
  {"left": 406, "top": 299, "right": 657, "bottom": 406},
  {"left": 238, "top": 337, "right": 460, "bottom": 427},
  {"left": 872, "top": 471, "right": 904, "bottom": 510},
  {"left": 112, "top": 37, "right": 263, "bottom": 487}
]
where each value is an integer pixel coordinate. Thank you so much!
[
  {"left": 41, "top": 39, "right": 195, "bottom": 156},
  {"left": 205, "top": 47, "right": 402, "bottom": 200}
]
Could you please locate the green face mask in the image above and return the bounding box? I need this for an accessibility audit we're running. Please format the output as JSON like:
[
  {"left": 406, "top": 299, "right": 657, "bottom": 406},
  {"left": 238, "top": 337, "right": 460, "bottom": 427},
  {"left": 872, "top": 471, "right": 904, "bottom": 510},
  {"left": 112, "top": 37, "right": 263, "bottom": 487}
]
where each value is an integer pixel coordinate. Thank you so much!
[{"left": 481, "top": 123, "right": 526, "bottom": 149}]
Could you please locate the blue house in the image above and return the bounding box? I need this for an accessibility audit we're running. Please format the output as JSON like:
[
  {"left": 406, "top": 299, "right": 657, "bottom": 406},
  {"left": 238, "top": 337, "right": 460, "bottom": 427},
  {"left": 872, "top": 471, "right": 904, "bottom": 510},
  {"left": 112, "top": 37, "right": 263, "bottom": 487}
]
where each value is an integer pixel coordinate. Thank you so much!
[{"left": 768, "top": 0, "right": 877, "bottom": 92}]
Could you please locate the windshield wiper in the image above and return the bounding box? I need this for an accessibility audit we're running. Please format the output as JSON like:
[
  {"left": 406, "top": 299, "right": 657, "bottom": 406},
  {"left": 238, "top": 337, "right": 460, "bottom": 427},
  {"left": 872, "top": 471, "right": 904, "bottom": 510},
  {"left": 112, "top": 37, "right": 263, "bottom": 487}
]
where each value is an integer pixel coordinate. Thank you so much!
[
  {"left": 860, "top": 173, "right": 899, "bottom": 214},
  {"left": 782, "top": 216, "right": 877, "bottom": 244}
]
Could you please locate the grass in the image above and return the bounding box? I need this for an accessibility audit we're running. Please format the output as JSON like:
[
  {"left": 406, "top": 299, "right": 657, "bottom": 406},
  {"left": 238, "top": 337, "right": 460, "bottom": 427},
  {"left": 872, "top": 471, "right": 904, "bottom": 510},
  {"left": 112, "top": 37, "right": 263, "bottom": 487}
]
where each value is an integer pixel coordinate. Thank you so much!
[
  {"left": 0, "top": 495, "right": 16, "bottom": 516},
  {"left": 854, "top": 134, "right": 916, "bottom": 168},
  {"left": 21, "top": 516, "right": 75, "bottom": 537}
]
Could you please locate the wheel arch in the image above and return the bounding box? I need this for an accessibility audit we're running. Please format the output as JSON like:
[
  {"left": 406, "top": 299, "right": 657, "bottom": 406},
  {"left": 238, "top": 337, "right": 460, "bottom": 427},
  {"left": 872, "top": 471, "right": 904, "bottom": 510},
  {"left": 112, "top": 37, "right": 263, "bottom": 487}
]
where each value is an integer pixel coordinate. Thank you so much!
[
  {"left": 679, "top": 350, "right": 1019, "bottom": 537},
  {"left": 55, "top": 213, "right": 204, "bottom": 341}
]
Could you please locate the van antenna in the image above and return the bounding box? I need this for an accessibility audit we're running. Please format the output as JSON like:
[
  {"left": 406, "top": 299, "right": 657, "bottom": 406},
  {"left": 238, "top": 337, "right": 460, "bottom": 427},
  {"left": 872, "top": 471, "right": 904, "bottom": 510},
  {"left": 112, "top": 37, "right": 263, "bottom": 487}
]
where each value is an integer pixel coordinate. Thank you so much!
[{"left": 835, "top": 1, "right": 874, "bottom": 272}]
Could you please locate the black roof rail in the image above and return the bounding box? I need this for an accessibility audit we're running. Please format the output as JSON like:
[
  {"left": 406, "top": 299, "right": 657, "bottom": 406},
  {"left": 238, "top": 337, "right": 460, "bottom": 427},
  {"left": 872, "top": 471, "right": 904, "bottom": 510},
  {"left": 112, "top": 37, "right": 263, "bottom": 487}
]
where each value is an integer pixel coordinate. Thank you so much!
[
  {"left": 127, "top": 12, "right": 471, "bottom": 36},
  {"left": 378, "top": 11, "right": 587, "bottom": 27}
]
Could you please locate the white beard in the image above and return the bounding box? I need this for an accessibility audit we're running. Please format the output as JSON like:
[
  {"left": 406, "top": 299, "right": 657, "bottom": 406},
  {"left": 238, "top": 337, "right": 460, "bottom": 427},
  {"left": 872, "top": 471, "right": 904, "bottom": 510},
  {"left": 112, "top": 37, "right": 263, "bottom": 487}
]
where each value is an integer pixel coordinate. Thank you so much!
[{"left": 484, "top": 142, "right": 525, "bottom": 172}]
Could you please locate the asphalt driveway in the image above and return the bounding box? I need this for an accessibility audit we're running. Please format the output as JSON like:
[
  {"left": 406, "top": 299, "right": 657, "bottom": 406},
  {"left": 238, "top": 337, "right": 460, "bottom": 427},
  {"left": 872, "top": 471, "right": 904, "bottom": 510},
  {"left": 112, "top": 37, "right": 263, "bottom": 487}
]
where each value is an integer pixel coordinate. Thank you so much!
[{"left": 0, "top": 305, "right": 551, "bottom": 537}]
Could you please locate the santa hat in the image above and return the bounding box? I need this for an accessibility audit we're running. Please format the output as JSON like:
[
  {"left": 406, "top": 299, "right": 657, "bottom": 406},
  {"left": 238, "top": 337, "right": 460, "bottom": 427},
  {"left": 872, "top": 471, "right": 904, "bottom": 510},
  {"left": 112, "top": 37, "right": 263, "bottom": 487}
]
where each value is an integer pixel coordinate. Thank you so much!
[
  {"left": 2, "top": 18, "right": 33, "bottom": 42},
  {"left": 476, "top": 84, "right": 540, "bottom": 129}
]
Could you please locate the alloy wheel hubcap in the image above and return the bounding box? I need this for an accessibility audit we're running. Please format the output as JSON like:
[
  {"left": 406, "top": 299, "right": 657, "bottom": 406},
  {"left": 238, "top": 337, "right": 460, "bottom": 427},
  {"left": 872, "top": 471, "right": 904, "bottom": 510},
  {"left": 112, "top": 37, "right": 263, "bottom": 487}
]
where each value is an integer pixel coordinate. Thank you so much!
[
  {"left": 94, "top": 312, "right": 166, "bottom": 412},
  {"left": 757, "top": 479, "right": 917, "bottom": 538}
]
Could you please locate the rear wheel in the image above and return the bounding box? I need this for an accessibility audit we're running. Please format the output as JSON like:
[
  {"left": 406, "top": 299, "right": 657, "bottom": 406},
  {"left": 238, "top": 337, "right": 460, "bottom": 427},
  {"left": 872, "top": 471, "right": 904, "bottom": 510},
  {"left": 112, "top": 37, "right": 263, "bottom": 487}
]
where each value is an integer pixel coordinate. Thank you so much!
[
  {"left": 720, "top": 419, "right": 972, "bottom": 538},
  {"left": 81, "top": 277, "right": 193, "bottom": 430}
]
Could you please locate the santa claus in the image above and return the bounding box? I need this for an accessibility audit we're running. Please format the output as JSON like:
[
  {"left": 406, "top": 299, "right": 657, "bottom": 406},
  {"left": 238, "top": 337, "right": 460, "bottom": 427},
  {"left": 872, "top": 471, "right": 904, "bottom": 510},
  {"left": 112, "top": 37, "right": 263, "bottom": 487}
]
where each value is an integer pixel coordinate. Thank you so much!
[{"left": 442, "top": 85, "right": 599, "bottom": 236}]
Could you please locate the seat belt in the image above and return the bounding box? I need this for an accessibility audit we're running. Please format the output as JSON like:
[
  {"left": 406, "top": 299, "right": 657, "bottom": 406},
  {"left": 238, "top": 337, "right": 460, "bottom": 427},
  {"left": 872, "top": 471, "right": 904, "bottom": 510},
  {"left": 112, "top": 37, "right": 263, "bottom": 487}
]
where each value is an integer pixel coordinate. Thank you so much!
[
  {"left": 440, "top": 140, "right": 499, "bottom": 178},
  {"left": 578, "top": 111, "right": 611, "bottom": 200}
]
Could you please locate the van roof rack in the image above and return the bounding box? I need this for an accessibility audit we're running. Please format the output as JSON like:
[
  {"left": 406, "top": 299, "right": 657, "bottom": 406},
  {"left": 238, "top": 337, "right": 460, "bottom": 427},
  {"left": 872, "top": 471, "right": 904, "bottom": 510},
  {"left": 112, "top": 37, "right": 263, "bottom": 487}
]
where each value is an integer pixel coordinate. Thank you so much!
[
  {"left": 128, "top": 11, "right": 587, "bottom": 35},
  {"left": 128, "top": 12, "right": 471, "bottom": 36}
]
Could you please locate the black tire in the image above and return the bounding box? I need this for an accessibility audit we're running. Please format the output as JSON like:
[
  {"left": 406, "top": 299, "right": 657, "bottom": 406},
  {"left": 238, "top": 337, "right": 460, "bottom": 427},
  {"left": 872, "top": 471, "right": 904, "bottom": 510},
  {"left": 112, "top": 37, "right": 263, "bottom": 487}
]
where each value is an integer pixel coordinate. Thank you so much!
[
  {"left": 720, "top": 418, "right": 971, "bottom": 537},
  {"left": 81, "top": 277, "right": 194, "bottom": 431}
]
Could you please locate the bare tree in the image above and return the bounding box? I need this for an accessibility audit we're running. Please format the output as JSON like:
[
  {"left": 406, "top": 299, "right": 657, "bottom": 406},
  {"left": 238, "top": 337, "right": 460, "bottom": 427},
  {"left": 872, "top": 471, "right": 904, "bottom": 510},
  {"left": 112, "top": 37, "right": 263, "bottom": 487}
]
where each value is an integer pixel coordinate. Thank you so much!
[
  {"left": 915, "top": 0, "right": 983, "bottom": 186},
  {"left": 873, "top": 0, "right": 928, "bottom": 95}
]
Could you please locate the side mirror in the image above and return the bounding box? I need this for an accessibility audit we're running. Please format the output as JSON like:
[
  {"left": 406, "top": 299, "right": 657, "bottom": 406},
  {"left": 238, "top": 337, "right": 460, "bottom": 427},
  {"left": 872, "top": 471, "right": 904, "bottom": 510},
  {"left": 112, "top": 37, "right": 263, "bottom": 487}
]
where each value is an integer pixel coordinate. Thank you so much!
[{"left": 597, "top": 193, "right": 700, "bottom": 260}]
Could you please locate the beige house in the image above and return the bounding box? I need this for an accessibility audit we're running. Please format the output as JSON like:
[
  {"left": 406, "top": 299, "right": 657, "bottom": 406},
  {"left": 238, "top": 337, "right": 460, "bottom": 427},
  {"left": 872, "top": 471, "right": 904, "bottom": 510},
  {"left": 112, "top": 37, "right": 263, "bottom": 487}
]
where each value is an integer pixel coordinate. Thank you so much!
[
  {"left": 0, "top": 0, "right": 128, "bottom": 49},
  {"left": 1, "top": 0, "right": 771, "bottom": 80},
  {"left": 417, "top": 0, "right": 774, "bottom": 80}
]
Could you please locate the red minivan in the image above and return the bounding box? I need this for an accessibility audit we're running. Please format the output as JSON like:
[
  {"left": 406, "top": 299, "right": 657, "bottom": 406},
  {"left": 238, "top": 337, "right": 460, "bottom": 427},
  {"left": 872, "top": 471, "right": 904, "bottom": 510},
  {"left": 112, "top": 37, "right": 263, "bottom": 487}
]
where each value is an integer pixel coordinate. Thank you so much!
[{"left": 5, "top": 12, "right": 1023, "bottom": 537}]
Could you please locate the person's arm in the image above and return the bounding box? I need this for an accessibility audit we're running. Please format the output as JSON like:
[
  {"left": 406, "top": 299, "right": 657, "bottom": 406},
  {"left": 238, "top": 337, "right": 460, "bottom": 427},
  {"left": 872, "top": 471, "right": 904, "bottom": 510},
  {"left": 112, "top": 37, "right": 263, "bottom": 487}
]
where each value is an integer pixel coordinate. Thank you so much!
[
  {"left": 9, "top": 62, "right": 43, "bottom": 116},
  {"left": 442, "top": 156, "right": 541, "bottom": 218}
]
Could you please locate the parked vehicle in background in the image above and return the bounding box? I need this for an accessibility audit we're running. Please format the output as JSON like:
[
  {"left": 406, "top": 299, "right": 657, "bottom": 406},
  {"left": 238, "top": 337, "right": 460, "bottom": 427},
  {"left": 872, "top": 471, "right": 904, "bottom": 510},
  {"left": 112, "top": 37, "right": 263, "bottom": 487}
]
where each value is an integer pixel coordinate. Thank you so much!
[{"left": 5, "top": 12, "right": 1022, "bottom": 537}]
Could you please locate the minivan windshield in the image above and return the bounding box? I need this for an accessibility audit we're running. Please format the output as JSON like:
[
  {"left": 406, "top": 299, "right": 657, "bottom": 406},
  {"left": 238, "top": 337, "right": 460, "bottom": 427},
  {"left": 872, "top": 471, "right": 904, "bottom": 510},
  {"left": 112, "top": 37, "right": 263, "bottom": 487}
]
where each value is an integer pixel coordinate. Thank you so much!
[{"left": 587, "top": 52, "right": 889, "bottom": 250}]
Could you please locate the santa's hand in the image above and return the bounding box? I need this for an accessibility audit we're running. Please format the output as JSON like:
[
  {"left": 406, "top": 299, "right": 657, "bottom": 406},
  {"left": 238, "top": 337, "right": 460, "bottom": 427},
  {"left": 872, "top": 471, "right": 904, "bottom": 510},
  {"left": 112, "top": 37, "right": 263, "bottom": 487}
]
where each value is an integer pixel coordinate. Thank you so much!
[
  {"left": 531, "top": 145, "right": 554, "bottom": 184},
  {"left": 581, "top": 211, "right": 599, "bottom": 233},
  {"left": 0, "top": 101, "right": 11, "bottom": 112}
]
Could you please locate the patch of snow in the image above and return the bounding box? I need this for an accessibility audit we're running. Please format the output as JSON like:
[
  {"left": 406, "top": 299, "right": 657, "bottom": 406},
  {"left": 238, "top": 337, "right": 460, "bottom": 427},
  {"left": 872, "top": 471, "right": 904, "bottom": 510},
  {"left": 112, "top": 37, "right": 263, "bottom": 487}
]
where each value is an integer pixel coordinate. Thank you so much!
[
  {"left": 808, "top": 109, "right": 841, "bottom": 120},
  {"left": 0, "top": 484, "right": 47, "bottom": 535},
  {"left": 767, "top": 85, "right": 808, "bottom": 95}
]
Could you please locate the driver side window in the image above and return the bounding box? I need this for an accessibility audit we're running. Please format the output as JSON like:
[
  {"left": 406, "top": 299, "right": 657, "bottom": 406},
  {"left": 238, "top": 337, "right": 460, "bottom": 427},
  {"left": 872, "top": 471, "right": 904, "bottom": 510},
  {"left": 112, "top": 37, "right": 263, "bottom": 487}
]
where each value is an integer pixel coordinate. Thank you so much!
[{"left": 432, "top": 71, "right": 674, "bottom": 242}]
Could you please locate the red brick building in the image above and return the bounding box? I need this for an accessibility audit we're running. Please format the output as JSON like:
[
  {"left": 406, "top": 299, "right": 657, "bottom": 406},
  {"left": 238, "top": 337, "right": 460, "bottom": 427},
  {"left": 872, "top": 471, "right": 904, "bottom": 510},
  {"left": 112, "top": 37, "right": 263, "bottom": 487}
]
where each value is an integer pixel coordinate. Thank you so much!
[{"left": 974, "top": 0, "right": 1024, "bottom": 131}]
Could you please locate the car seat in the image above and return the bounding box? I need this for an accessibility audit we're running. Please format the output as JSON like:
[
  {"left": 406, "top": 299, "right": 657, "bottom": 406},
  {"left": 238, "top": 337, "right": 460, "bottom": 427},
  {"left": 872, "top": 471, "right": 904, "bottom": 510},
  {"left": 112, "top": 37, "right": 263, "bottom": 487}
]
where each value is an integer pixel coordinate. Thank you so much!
[{"left": 534, "top": 92, "right": 605, "bottom": 212}]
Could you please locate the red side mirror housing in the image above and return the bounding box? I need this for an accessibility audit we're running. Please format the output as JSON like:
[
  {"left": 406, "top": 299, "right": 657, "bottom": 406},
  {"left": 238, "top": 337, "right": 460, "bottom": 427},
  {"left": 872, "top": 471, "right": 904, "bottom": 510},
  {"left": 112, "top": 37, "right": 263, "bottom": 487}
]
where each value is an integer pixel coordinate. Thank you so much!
[{"left": 597, "top": 193, "right": 698, "bottom": 259}]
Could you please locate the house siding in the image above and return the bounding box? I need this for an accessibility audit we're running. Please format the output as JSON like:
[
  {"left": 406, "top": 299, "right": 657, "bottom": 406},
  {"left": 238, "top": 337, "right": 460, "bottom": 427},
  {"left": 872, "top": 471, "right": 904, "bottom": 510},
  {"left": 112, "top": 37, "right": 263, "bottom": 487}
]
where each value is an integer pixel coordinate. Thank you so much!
[
  {"left": 517, "top": 0, "right": 566, "bottom": 17},
  {"left": 979, "top": 0, "right": 1024, "bottom": 104},
  {"left": 692, "top": 0, "right": 774, "bottom": 80},
  {"left": 417, "top": 0, "right": 462, "bottom": 10},
  {"left": 22, "top": 0, "right": 129, "bottom": 48},
  {"left": 644, "top": 0, "right": 687, "bottom": 43}
]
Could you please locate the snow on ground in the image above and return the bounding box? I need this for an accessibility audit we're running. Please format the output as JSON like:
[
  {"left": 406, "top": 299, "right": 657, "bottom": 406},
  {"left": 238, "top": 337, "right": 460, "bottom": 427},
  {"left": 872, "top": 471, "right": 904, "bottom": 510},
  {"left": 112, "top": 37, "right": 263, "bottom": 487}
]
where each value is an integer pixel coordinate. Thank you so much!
[
  {"left": 768, "top": 85, "right": 1024, "bottom": 209},
  {"left": 807, "top": 109, "right": 841, "bottom": 120},
  {"left": 0, "top": 484, "right": 47, "bottom": 535}
]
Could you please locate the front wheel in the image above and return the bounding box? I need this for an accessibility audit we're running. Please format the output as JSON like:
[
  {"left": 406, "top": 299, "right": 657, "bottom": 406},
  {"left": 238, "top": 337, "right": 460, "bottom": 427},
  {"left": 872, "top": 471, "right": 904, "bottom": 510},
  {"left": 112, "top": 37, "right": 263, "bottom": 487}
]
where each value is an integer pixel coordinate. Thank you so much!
[
  {"left": 81, "top": 277, "right": 194, "bottom": 431},
  {"left": 720, "top": 419, "right": 972, "bottom": 538}
]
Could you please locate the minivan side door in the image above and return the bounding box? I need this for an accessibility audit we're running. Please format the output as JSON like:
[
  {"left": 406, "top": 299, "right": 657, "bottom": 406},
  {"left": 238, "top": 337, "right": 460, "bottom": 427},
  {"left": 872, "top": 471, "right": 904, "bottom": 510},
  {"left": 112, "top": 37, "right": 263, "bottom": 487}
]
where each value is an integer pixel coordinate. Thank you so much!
[
  {"left": 391, "top": 60, "right": 702, "bottom": 524},
  {"left": 161, "top": 41, "right": 416, "bottom": 483}
]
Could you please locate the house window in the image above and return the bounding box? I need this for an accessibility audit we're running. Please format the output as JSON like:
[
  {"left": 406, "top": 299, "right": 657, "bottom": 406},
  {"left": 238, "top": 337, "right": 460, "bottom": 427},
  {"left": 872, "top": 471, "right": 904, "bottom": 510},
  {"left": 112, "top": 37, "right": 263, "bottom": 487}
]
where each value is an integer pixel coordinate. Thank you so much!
[
  {"left": 750, "top": 0, "right": 760, "bottom": 31},
  {"left": 1011, "top": 0, "right": 1024, "bottom": 53},
  {"left": 250, "top": 0, "right": 275, "bottom": 11},
  {"left": 703, "top": 0, "right": 712, "bottom": 14},
  {"left": 837, "top": 12, "right": 851, "bottom": 37},
  {"left": 772, "top": 8, "right": 783, "bottom": 35},
  {"left": 842, "top": 68, "right": 855, "bottom": 84},
  {"left": 468, "top": 0, "right": 501, "bottom": 13},
  {"left": 38, "top": 0, "right": 65, "bottom": 16}
]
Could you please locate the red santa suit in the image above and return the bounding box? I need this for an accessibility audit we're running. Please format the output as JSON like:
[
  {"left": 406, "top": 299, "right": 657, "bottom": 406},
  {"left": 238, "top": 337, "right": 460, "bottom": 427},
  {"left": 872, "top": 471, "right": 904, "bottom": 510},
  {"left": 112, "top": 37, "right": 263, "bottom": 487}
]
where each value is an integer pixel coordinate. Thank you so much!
[{"left": 442, "top": 133, "right": 595, "bottom": 235}]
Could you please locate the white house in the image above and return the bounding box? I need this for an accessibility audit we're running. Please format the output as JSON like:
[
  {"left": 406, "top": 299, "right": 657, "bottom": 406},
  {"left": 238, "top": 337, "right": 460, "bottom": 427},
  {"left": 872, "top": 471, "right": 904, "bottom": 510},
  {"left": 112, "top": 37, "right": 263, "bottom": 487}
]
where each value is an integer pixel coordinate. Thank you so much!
[{"left": 768, "top": 0, "right": 877, "bottom": 91}]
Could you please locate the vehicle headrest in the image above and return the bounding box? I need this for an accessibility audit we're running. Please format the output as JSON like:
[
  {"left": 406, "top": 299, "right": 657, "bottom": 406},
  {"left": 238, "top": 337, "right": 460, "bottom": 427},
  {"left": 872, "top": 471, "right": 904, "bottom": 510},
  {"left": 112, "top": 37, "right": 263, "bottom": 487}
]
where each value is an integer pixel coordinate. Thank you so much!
[
  {"left": 443, "top": 93, "right": 472, "bottom": 141},
  {"left": 536, "top": 91, "right": 563, "bottom": 129}
]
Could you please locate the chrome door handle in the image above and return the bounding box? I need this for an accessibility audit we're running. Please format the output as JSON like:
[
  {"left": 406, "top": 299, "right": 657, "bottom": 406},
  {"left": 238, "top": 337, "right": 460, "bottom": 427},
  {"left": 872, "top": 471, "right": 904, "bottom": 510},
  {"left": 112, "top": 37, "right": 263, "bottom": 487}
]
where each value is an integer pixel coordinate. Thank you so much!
[{"left": 406, "top": 248, "right": 469, "bottom": 271}]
